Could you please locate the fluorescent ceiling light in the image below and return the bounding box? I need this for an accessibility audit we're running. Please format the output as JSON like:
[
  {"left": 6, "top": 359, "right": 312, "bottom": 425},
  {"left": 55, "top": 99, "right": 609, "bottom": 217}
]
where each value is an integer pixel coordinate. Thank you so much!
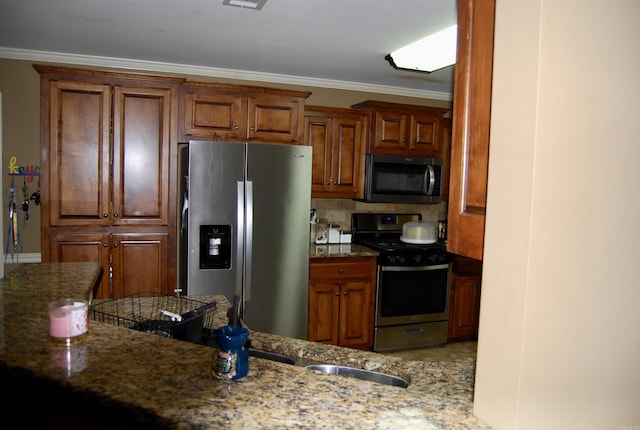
[
  {"left": 386, "top": 25, "right": 458, "bottom": 73},
  {"left": 223, "top": 0, "right": 268, "bottom": 10}
]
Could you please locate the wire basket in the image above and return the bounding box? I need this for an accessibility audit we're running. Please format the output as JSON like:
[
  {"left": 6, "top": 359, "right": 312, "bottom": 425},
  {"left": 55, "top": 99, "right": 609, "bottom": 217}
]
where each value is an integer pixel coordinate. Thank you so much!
[{"left": 90, "top": 292, "right": 217, "bottom": 343}]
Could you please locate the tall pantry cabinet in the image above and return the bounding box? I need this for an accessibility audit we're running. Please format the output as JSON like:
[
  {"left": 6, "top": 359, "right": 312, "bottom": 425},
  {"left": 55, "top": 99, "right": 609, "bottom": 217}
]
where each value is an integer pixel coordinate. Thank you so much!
[{"left": 36, "top": 66, "right": 181, "bottom": 299}]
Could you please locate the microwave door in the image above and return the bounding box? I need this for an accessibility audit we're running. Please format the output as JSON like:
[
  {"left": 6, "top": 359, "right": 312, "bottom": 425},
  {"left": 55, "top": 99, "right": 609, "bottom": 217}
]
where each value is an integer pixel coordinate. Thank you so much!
[{"left": 424, "top": 165, "right": 435, "bottom": 195}]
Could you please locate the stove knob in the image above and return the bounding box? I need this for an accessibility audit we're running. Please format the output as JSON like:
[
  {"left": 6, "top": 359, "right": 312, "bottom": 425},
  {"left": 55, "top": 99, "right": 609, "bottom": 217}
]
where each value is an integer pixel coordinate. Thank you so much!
[
  {"left": 412, "top": 254, "right": 422, "bottom": 264},
  {"left": 398, "top": 255, "right": 406, "bottom": 264}
]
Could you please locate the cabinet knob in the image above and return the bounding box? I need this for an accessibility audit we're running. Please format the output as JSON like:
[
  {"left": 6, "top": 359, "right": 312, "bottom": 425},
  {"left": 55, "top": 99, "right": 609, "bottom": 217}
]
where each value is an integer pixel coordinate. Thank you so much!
[
  {"left": 250, "top": 127, "right": 255, "bottom": 131},
  {"left": 113, "top": 243, "right": 118, "bottom": 248},
  {"left": 103, "top": 213, "right": 108, "bottom": 218},
  {"left": 339, "top": 268, "right": 344, "bottom": 273},
  {"left": 102, "top": 242, "right": 108, "bottom": 248},
  {"left": 335, "top": 292, "right": 340, "bottom": 296},
  {"left": 113, "top": 213, "right": 119, "bottom": 218},
  {"left": 234, "top": 125, "right": 239, "bottom": 130},
  {"left": 343, "top": 291, "right": 348, "bottom": 296}
]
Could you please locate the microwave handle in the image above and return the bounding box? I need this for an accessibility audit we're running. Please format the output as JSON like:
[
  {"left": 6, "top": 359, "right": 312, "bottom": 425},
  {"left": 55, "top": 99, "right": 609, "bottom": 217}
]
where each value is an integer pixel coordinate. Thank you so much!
[{"left": 425, "top": 165, "right": 436, "bottom": 195}]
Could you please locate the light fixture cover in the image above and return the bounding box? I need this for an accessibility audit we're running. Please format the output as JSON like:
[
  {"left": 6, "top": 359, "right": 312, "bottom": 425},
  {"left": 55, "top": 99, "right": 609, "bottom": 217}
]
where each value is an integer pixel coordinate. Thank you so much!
[
  {"left": 223, "top": 0, "right": 268, "bottom": 10},
  {"left": 386, "top": 25, "right": 458, "bottom": 73}
]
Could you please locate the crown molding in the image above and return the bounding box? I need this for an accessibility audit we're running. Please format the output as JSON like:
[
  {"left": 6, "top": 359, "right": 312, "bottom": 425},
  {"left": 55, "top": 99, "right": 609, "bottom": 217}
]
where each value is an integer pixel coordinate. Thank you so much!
[{"left": 0, "top": 47, "right": 452, "bottom": 101}]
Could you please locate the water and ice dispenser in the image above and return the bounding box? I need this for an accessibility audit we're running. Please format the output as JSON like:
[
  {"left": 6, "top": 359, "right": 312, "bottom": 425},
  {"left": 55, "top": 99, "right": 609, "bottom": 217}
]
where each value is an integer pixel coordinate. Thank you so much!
[{"left": 199, "top": 225, "right": 231, "bottom": 269}]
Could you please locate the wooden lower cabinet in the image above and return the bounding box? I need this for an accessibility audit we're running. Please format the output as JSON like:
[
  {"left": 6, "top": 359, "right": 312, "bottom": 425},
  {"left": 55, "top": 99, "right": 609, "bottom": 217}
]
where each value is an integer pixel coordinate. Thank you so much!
[
  {"left": 308, "top": 257, "right": 376, "bottom": 350},
  {"left": 49, "top": 232, "right": 169, "bottom": 300},
  {"left": 447, "top": 255, "right": 483, "bottom": 341}
]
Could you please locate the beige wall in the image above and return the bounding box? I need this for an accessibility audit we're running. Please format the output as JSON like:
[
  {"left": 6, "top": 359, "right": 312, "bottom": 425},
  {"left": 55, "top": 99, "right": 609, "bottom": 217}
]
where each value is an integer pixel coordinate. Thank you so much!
[
  {"left": 0, "top": 60, "right": 41, "bottom": 258},
  {"left": 0, "top": 58, "right": 451, "bottom": 262},
  {"left": 475, "top": 0, "right": 640, "bottom": 428}
]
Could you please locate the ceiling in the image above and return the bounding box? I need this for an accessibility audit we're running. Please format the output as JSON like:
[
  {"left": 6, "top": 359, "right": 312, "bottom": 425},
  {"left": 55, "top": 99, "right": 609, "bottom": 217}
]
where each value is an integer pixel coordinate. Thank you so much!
[{"left": 0, "top": 0, "right": 457, "bottom": 100}]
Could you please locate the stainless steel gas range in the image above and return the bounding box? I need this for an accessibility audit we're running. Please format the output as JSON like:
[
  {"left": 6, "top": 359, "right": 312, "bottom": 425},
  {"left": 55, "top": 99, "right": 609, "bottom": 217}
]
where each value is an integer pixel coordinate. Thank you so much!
[{"left": 351, "top": 213, "right": 452, "bottom": 352}]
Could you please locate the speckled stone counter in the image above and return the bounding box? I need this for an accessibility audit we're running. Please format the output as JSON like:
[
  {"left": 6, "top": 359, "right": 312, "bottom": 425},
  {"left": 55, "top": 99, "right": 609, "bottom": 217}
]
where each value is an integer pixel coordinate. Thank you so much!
[
  {"left": 0, "top": 262, "right": 490, "bottom": 429},
  {"left": 309, "top": 243, "right": 378, "bottom": 258}
]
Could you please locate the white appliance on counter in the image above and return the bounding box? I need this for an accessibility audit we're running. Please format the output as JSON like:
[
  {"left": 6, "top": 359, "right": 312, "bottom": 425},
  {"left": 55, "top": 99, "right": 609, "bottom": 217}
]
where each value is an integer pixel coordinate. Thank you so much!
[{"left": 178, "top": 141, "right": 312, "bottom": 340}]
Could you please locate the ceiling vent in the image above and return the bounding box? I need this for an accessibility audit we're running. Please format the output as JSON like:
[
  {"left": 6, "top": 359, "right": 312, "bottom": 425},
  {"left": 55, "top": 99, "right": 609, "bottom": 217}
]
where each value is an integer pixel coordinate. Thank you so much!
[{"left": 223, "top": 0, "right": 268, "bottom": 10}]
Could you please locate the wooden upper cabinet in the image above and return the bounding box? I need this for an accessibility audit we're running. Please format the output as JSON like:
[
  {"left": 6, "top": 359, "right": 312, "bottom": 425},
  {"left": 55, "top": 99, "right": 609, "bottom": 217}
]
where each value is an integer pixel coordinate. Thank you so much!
[
  {"left": 112, "top": 85, "right": 173, "bottom": 226},
  {"left": 351, "top": 100, "right": 449, "bottom": 157},
  {"left": 179, "top": 83, "right": 310, "bottom": 144},
  {"left": 180, "top": 88, "right": 245, "bottom": 142},
  {"left": 304, "top": 106, "right": 368, "bottom": 199},
  {"left": 46, "top": 80, "right": 112, "bottom": 227},
  {"left": 42, "top": 75, "right": 175, "bottom": 228},
  {"left": 447, "top": 0, "right": 495, "bottom": 261}
]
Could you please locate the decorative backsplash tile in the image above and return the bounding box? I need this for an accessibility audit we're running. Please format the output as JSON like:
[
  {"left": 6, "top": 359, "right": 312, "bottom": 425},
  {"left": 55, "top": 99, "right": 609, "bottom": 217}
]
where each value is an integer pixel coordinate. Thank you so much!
[{"left": 310, "top": 199, "right": 448, "bottom": 232}]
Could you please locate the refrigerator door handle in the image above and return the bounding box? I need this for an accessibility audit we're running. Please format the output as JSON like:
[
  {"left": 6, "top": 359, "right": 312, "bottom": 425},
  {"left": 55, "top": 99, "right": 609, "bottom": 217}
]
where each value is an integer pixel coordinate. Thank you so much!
[
  {"left": 237, "top": 181, "right": 246, "bottom": 302},
  {"left": 244, "top": 180, "right": 253, "bottom": 302}
]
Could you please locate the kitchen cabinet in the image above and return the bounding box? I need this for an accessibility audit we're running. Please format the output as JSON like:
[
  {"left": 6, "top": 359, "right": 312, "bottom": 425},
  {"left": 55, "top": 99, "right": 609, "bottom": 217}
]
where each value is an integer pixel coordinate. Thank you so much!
[
  {"left": 448, "top": 255, "right": 483, "bottom": 341},
  {"left": 179, "top": 82, "right": 310, "bottom": 144},
  {"left": 351, "top": 100, "right": 449, "bottom": 157},
  {"left": 48, "top": 233, "right": 168, "bottom": 299},
  {"left": 308, "top": 257, "right": 376, "bottom": 350},
  {"left": 441, "top": 117, "right": 452, "bottom": 201},
  {"left": 35, "top": 65, "right": 180, "bottom": 299},
  {"left": 446, "top": 0, "right": 495, "bottom": 260},
  {"left": 304, "top": 106, "right": 368, "bottom": 199}
]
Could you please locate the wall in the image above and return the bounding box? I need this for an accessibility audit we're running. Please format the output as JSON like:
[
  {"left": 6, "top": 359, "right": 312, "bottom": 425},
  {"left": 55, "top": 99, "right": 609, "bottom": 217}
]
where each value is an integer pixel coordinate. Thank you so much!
[
  {"left": 0, "top": 60, "right": 41, "bottom": 264},
  {"left": 474, "top": 0, "right": 640, "bottom": 428},
  {"left": 0, "top": 58, "right": 451, "bottom": 267}
]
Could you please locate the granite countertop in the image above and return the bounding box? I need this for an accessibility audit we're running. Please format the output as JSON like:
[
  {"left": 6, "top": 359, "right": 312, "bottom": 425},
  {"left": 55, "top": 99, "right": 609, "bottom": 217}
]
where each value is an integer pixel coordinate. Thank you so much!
[
  {"left": 0, "top": 262, "right": 490, "bottom": 429},
  {"left": 309, "top": 243, "right": 378, "bottom": 258}
]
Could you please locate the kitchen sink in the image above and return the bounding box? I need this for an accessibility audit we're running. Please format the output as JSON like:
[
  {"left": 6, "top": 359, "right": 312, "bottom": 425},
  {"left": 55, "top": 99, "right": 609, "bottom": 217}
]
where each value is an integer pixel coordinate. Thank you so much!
[
  {"left": 246, "top": 348, "right": 409, "bottom": 388},
  {"left": 247, "top": 348, "right": 296, "bottom": 365},
  {"left": 306, "top": 364, "right": 409, "bottom": 388}
]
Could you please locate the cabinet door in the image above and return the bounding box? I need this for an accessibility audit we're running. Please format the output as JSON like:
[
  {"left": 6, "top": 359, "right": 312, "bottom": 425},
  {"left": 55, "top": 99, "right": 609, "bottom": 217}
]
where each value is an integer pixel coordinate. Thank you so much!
[
  {"left": 180, "top": 88, "right": 245, "bottom": 142},
  {"left": 409, "top": 112, "right": 442, "bottom": 157},
  {"left": 247, "top": 95, "right": 303, "bottom": 144},
  {"left": 112, "top": 85, "right": 173, "bottom": 227},
  {"left": 372, "top": 110, "right": 409, "bottom": 153},
  {"left": 330, "top": 116, "right": 366, "bottom": 198},
  {"left": 305, "top": 115, "right": 333, "bottom": 195},
  {"left": 47, "top": 80, "right": 111, "bottom": 227},
  {"left": 307, "top": 282, "right": 340, "bottom": 344},
  {"left": 447, "top": 0, "right": 495, "bottom": 260},
  {"left": 305, "top": 107, "right": 367, "bottom": 199},
  {"left": 339, "top": 280, "right": 373, "bottom": 349},
  {"left": 110, "top": 233, "right": 168, "bottom": 298},
  {"left": 441, "top": 118, "right": 452, "bottom": 201},
  {"left": 48, "top": 233, "right": 111, "bottom": 299},
  {"left": 448, "top": 274, "right": 482, "bottom": 340}
]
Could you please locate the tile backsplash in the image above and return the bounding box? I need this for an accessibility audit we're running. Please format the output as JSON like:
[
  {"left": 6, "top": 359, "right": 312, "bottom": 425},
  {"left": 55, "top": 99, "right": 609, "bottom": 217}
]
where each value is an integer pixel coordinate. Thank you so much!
[{"left": 310, "top": 198, "right": 448, "bottom": 232}]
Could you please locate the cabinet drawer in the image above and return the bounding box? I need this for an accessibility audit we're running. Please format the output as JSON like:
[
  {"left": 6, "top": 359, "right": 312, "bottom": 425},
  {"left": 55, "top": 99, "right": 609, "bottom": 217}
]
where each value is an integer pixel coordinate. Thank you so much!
[{"left": 310, "top": 258, "right": 373, "bottom": 280}]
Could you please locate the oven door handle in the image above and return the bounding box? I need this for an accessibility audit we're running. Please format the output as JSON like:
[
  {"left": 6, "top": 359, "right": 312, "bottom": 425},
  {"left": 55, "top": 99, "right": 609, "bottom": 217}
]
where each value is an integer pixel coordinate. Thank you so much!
[{"left": 380, "top": 264, "right": 450, "bottom": 272}]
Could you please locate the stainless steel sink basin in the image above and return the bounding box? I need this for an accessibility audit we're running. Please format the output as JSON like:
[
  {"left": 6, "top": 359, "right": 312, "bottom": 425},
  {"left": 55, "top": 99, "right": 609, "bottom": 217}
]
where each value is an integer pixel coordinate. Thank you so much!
[
  {"left": 306, "top": 364, "right": 409, "bottom": 388},
  {"left": 247, "top": 348, "right": 296, "bottom": 365}
]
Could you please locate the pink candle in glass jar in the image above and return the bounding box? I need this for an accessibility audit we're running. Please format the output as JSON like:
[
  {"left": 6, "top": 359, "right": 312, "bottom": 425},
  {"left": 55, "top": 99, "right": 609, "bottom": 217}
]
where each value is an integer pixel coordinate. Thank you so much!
[{"left": 48, "top": 299, "right": 88, "bottom": 340}]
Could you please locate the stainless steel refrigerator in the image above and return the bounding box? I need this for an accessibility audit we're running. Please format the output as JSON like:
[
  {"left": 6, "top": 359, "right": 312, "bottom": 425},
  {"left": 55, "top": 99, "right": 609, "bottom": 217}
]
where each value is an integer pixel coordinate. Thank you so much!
[{"left": 178, "top": 140, "right": 312, "bottom": 340}]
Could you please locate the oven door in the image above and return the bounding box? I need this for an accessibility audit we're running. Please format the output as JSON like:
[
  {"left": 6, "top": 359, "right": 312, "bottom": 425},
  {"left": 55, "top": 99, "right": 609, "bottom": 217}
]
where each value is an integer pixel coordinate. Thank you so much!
[{"left": 375, "top": 263, "right": 451, "bottom": 327}]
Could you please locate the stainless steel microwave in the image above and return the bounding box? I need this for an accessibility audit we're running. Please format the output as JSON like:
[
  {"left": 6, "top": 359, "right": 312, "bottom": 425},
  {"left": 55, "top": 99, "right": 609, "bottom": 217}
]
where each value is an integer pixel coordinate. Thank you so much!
[{"left": 362, "top": 153, "right": 443, "bottom": 204}]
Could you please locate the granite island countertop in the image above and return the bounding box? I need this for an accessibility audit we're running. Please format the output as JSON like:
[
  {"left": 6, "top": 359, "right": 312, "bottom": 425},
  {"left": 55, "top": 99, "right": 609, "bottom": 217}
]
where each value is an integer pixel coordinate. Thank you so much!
[{"left": 0, "top": 263, "right": 490, "bottom": 429}]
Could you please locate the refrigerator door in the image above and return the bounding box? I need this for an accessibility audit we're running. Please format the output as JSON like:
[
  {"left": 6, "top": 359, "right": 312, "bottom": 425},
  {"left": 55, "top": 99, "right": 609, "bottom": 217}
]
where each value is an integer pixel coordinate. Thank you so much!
[
  {"left": 183, "top": 140, "right": 245, "bottom": 300},
  {"left": 243, "top": 143, "right": 312, "bottom": 340}
]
